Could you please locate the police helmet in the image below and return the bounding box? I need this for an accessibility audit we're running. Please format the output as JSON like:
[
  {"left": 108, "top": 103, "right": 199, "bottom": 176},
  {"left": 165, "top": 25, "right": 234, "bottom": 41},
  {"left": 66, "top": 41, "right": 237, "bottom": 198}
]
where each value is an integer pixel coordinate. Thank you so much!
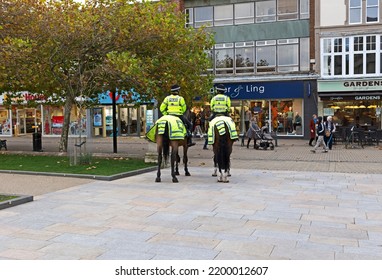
[
  {"left": 171, "top": 84, "right": 180, "bottom": 93},
  {"left": 215, "top": 84, "right": 227, "bottom": 94}
]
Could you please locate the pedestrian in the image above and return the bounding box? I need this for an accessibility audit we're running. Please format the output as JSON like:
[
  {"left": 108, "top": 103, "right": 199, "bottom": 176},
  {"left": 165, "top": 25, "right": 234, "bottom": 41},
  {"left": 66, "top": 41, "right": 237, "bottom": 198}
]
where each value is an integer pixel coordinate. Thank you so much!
[
  {"left": 324, "top": 115, "right": 336, "bottom": 150},
  {"left": 246, "top": 115, "right": 260, "bottom": 149},
  {"left": 159, "top": 84, "right": 195, "bottom": 147},
  {"left": 309, "top": 114, "right": 317, "bottom": 146},
  {"left": 244, "top": 107, "right": 252, "bottom": 132},
  {"left": 310, "top": 116, "right": 328, "bottom": 153}
]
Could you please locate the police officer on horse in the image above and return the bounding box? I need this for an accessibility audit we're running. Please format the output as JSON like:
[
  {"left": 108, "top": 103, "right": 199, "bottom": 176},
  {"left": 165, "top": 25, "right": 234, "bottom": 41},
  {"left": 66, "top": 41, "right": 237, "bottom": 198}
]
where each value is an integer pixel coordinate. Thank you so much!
[
  {"left": 160, "top": 84, "right": 195, "bottom": 147},
  {"left": 209, "top": 84, "right": 231, "bottom": 121}
]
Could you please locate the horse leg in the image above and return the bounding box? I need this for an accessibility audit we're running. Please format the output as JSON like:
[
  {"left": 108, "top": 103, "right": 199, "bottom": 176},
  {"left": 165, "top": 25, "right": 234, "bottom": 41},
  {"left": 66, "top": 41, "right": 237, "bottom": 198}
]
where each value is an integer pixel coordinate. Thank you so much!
[
  {"left": 156, "top": 152, "right": 162, "bottom": 183},
  {"left": 183, "top": 145, "right": 190, "bottom": 176},
  {"left": 175, "top": 153, "right": 180, "bottom": 176},
  {"left": 171, "top": 147, "right": 179, "bottom": 183},
  {"left": 222, "top": 169, "right": 229, "bottom": 183},
  {"left": 212, "top": 154, "right": 218, "bottom": 177}
]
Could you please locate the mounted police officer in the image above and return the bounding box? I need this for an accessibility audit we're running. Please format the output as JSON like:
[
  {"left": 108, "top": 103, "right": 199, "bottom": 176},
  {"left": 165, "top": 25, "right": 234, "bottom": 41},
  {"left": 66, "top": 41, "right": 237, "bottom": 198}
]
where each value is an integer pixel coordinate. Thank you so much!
[
  {"left": 160, "top": 84, "right": 195, "bottom": 147},
  {"left": 209, "top": 84, "right": 231, "bottom": 121}
]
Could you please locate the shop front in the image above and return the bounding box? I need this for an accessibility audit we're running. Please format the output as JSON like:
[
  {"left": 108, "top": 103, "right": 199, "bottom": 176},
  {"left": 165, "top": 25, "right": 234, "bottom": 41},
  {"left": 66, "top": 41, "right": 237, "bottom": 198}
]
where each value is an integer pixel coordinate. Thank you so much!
[
  {"left": 219, "top": 79, "right": 316, "bottom": 138},
  {"left": 318, "top": 79, "right": 382, "bottom": 129},
  {"left": 94, "top": 90, "right": 151, "bottom": 137},
  {"left": 0, "top": 92, "right": 87, "bottom": 137}
]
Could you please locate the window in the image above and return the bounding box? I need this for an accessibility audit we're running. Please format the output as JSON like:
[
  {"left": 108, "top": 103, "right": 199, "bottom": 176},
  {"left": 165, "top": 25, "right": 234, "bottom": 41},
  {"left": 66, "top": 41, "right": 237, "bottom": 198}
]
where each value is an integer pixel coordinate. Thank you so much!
[
  {"left": 256, "top": 40, "right": 276, "bottom": 73},
  {"left": 277, "top": 0, "right": 298, "bottom": 21},
  {"left": 235, "top": 3, "right": 254, "bottom": 25},
  {"left": 353, "top": 36, "right": 364, "bottom": 74},
  {"left": 366, "top": 35, "right": 376, "bottom": 73},
  {"left": 334, "top": 38, "right": 343, "bottom": 75},
  {"left": 300, "top": 0, "right": 310, "bottom": 19},
  {"left": 185, "top": 8, "right": 193, "bottom": 27},
  {"left": 235, "top": 42, "right": 255, "bottom": 74},
  {"left": 349, "top": 0, "right": 362, "bottom": 24},
  {"left": 256, "top": 0, "right": 276, "bottom": 23},
  {"left": 321, "top": 35, "right": 381, "bottom": 77},
  {"left": 215, "top": 43, "right": 234, "bottom": 75},
  {"left": 300, "top": 37, "right": 310, "bottom": 71},
  {"left": 194, "top": 7, "right": 213, "bottom": 28},
  {"left": 214, "top": 5, "right": 233, "bottom": 26},
  {"left": 322, "top": 39, "right": 332, "bottom": 75},
  {"left": 277, "top": 39, "right": 299, "bottom": 72},
  {"left": 366, "top": 0, "right": 379, "bottom": 22}
]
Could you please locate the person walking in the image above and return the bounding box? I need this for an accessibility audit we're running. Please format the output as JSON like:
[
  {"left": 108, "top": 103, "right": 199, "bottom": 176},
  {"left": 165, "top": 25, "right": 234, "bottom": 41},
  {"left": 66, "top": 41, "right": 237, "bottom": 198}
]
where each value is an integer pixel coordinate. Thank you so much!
[
  {"left": 246, "top": 115, "right": 260, "bottom": 149},
  {"left": 309, "top": 114, "right": 317, "bottom": 146},
  {"left": 310, "top": 116, "right": 328, "bottom": 153},
  {"left": 324, "top": 115, "right": 336, "bottom": 150},
  {"left": 160, "top": 84, "right": 195, "bottom": 147},
  {"left": 244, "top": 107, "right": 252, "bottom": 132}
]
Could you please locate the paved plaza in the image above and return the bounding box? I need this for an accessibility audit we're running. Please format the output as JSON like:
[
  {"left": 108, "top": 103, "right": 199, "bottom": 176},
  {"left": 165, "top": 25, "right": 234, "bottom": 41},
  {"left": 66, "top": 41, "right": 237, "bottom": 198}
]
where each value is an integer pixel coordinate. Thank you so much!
[{"left": 0, "top": 135, "right": 382, "bottom": 259}]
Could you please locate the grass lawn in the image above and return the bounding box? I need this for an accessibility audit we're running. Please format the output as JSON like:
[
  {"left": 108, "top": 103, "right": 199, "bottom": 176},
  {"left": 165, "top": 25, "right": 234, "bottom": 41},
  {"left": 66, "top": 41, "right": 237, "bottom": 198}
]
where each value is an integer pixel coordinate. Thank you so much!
[
  {"left": 0, "top": 195, "right": 18, "bottom": 202},
  {"left": 0, "top": 154, "right": 156, "bottom": 176}
]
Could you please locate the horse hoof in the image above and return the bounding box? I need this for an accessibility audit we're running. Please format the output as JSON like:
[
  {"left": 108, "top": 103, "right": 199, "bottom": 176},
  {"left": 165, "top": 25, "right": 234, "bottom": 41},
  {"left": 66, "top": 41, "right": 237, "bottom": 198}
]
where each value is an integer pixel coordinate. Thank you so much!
[
  {"left": 172, "top": 178, "right": 179, "bottom": 183},
  {"left": 185, "top": 172, "right": 191, "bottom": 176},
  {"left": 212, "top": 174, "right": 217, "bottom": 177},
  {"left": 175, "top": 171, "right": 180, "bottom": 176},
  {"left": 155, "top": 178, "right": 161, "bottom": 183}
]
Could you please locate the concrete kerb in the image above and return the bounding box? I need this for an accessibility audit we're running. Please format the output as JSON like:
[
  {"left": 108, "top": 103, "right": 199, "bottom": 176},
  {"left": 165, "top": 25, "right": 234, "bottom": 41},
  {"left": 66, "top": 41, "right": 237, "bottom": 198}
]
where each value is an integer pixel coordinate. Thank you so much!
[
  {"left": 0, "top": 165, "right": 157, "bottom": 181},
  {"left": 0, "top": 194, "right": 33, "bottom": 210}
]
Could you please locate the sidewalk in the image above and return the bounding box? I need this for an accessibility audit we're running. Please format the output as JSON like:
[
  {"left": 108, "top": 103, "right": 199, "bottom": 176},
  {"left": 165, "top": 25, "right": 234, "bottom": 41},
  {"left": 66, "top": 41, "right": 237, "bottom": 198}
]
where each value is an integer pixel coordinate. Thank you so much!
[{"left": 0, "top": 135, "right": 382, "bottom": 260}]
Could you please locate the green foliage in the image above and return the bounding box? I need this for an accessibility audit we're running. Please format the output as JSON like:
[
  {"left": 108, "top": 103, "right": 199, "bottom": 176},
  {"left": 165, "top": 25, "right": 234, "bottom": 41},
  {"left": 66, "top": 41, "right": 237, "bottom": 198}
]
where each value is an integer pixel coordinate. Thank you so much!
[{"left": 0, "top": 0, "right": 214, "bottom": 150}]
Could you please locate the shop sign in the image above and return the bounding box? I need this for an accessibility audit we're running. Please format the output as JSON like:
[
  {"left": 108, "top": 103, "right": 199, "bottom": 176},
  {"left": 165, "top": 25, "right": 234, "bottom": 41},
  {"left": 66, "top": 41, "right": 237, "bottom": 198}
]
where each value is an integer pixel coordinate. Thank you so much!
[
  {"left": 318, "top": 79, "right": 382, "bottom": 92},
  {"left": 218, "top": 81, "right": 305, "bottom": 100},
  {"left": 98, "top": 89, "right": 154, "bottom": 105},
  {"left": 320, "top": 95, "right": 381, "bottom": 101}
]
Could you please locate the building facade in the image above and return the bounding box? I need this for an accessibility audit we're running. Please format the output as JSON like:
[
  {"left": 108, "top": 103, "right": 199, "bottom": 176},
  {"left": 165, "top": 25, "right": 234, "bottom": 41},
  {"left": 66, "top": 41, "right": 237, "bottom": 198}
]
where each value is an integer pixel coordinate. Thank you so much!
[
  {"left": 315, "top": 0, "right": 382, "bottom": 129},
  {"left": 183, "top": 0, "right": 317, "bottom": 138}
]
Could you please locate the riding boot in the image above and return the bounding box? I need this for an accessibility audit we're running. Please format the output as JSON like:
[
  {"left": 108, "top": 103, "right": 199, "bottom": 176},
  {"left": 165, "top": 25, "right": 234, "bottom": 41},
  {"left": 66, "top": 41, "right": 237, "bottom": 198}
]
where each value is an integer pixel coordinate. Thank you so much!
[
  {"left": 186, "top": 131, "right": 195, "bottom": 147},
  {"left": 247, "top": 139, "right": 250, "bottom": 148}
]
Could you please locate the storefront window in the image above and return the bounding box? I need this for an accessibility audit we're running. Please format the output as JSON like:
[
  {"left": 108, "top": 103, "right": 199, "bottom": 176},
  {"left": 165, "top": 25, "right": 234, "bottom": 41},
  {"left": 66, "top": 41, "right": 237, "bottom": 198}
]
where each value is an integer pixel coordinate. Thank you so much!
[
  {"left": 323, "top": 101, "right": 382, "bottom": 129},
  {"left": 243, "top": 99, "right": 303, "bottom": 136},
  {"left": 43, "top": 106, "right": 64, "bottom": 135},
  {"left": 0, "top": 109, "right": 11, "bottom": 135}
]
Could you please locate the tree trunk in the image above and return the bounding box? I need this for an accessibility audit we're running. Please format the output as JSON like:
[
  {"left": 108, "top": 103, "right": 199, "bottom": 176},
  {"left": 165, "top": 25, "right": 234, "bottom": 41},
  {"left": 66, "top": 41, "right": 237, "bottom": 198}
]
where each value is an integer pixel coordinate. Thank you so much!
[{"left": 59, "top": 97, "right": 73, "bottom": 152}]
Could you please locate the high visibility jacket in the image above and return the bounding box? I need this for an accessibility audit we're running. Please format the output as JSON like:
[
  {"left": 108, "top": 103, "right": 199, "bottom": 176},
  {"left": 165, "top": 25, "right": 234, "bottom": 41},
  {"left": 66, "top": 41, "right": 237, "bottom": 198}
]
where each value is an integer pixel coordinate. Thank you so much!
[
  {"left": 160, "top": 94, "right": 186, "bottom": 116},
  {"left": 210, "top": 94, "right": 231, "bottom": 113}
]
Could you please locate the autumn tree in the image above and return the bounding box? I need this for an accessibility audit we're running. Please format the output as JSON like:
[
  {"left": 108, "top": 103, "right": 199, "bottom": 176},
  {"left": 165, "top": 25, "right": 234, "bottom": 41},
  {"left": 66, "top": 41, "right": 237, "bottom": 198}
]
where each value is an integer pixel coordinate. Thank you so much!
[{"left": 0, "top": 0, "right": 214, "bottom": 152}]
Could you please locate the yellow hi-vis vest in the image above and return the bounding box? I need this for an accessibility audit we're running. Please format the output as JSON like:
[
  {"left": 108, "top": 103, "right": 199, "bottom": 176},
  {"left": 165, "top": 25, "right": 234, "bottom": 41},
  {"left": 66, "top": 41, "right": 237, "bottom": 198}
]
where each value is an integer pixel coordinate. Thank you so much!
[
  {"left": 210, "top": 94, "right": 231, "bottom": 113},
  {"left": 160, "top": 94, "right": 186, "bottom": 116}
]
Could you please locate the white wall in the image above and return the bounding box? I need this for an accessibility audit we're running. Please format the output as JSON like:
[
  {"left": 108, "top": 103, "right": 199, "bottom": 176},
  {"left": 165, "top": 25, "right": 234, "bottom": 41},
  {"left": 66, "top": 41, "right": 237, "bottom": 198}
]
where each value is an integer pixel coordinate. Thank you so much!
[{"left": 320, "top": 0, "right": 346, "bottom": 26}]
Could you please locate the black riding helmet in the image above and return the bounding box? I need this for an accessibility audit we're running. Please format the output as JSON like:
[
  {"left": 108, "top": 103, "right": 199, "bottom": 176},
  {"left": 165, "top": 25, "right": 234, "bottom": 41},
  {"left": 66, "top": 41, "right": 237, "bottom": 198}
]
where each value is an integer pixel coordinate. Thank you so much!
[
  {"left": 171, "top": 84, "right": 180, "bottom": 94},
  {"left": 215, "top": 84, "right": 227, "bottom": 94}
]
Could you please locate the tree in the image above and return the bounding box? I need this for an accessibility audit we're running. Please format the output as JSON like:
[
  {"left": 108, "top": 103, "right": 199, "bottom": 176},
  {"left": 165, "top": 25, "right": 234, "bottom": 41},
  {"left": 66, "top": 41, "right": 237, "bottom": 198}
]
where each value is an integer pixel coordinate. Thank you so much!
[{"left": 0, "top": 0, "right": 214, "bottom": 152}]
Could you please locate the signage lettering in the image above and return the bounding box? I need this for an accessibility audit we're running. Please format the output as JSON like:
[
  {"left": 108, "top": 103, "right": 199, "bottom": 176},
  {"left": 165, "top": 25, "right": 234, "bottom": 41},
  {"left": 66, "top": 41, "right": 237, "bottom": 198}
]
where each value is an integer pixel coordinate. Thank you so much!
[
  {"left": 355, "top": 96, "right": 380, "bottom": 100},
  {"left": 344, "top": 80, "right": 382, "bottom": 87}
]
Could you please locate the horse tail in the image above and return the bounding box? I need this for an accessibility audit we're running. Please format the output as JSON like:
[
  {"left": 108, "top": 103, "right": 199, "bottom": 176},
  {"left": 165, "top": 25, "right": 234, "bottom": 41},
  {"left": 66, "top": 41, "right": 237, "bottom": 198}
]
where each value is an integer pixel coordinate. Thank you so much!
[
  {"left": 162, "top": 121, "right": 170, "bottom": 162},
  {"left": 216, "top": 124, "right": 230, "bottom": 171}
]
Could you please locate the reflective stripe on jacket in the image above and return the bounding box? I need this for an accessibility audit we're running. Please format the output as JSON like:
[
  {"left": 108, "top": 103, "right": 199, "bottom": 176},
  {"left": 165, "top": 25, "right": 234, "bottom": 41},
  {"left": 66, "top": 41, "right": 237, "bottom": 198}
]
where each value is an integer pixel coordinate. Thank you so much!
[
  {"left": 210, "top": 94, "right": 231, "bottom": 113},
  {"left": 160, "top": 94, "right": 186, "bottom": 116}
]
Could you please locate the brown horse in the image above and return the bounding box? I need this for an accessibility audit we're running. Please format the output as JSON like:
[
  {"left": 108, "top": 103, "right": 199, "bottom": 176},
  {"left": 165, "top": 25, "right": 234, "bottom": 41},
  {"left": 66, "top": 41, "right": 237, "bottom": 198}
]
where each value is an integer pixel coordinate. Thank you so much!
[
  {"left": 155, "top": 121, "right": 190, "bottom": 183},
  {"left": 211, "top": 122, "right": 235, "bottom": 183}
]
